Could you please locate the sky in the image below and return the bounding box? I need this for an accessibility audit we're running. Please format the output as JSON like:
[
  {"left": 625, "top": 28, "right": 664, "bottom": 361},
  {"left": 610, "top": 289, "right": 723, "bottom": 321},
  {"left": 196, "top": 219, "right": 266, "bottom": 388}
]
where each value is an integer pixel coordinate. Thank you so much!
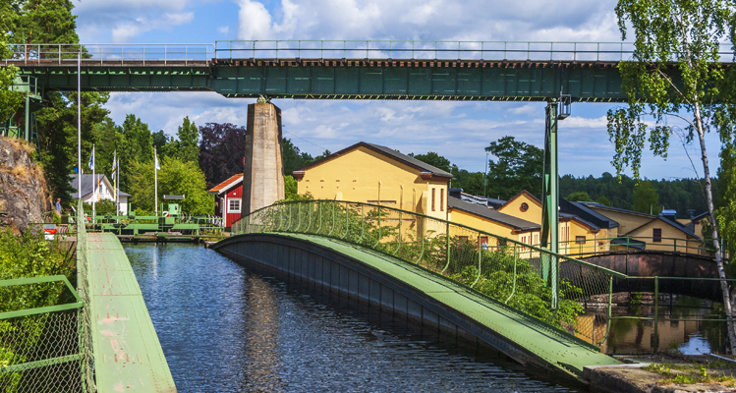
[{"left": 71, "top": 0, "right": 722, "bottom": 180}]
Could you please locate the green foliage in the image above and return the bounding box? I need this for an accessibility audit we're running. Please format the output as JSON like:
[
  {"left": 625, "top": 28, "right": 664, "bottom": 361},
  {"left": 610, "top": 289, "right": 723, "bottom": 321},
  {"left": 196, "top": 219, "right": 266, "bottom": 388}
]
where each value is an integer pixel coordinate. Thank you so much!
[
  {"left": 0, "top": 227, "right": 76, "bottom": 388},
  {"left": 560, "top": 173, "right": 710, "bottom": 217},
  {"left": 83, "top": 200, "right": 116, "bottom": 216},
  {"left": 449, "top": 249, "right": 583, "bottom": 328},
  {"left": 410, "top": 152, "right": 452, "bottom": 173},
  {"left": 5, "top": 0, "right": 112, "bottom": 207},
  {"left": 255, "top": 201, "right": 584, "bottom": 331},
  {"left": 632, "top": 181, "right": 662, "bottom": 215},
  {"left": 282, "top": 137, "right": 315, "bottom": 175},
  {"left": 0, "top": 15, "right": 22, "bottom": 124},
  {"left": 717, "top": 141, "right": 736, "bottom": 262},
  {"left": 566, "top": 191, "right": 592, "bottom": 202},
  {"left": 173, "top": 116, "right": 199, "bottom": 163},
  {"left": 485, "top": 136, "right": 543, "bottom": 199},
  {"left": 128, "top": 156, "right": 213, "bottom": 215},
  {"left": 596, "top": 196, "right": 611, "bottom": 206},
  {"left": 283, "top": 175, "right": 312, "bottom": 201}
]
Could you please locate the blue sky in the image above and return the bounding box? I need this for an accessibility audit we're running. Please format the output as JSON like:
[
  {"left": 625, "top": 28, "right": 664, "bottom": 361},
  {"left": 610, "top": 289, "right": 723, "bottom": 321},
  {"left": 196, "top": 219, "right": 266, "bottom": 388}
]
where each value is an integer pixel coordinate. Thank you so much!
[{"left": 71, "top": 0, "right": 721, "bottom": 180}]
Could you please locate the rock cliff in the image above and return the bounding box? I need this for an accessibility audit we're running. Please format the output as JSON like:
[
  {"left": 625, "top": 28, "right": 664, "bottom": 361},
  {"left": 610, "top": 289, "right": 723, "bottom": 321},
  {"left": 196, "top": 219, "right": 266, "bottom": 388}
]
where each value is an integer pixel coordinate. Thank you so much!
[{"left": 0, "top": 136, "right": 51, "bottom": 231}]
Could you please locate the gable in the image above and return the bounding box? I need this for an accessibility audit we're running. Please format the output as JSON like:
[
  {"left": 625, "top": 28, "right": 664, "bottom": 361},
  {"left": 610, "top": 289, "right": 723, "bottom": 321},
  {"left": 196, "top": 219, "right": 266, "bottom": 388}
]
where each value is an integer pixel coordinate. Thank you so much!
[
  {"left": 497, "top": 191, "right": 542, "bottom": 223},
  {"left": 626, "top": 218, "right": 698, "bottom": 240}
]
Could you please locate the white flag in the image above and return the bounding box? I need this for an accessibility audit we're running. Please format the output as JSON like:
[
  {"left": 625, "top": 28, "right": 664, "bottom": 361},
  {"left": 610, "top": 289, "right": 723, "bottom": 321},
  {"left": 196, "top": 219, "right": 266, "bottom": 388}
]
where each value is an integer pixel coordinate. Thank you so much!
[
  {"left": 154, "top": 149, "right": 160, "bottom": 170},
  {"left": 88, "top": 145, "right": 95, "bottom": 170}
]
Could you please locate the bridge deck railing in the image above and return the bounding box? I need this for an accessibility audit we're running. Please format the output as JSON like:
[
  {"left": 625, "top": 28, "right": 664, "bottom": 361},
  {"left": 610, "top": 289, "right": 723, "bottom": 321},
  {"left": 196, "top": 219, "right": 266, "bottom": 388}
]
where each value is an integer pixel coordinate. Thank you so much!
[
  {"left": 5, "top": 40, "right": 734, "bottom": 66},
  {"left": 231, "top": 200, "right": 733, "bottom": 351},
  {"left": 540, "top": 236, "right": 714, "bottom": 258}
]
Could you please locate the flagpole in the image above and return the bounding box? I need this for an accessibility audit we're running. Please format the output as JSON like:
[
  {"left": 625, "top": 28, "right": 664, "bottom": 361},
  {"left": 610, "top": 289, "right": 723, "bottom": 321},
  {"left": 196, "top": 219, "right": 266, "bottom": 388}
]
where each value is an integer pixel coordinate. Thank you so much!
[
  {"left": 117, "top": 159, "right": 120, "bottom": 217},
  {"left": 91, "top": 144, "right": 96, "bottom": 223},
  {"left": 154, "top": 147, "right": 158, "bottom": 216},
  {"left": 112, "top": 149, "right": 117, "bottom": 217},
  {"left": 77, "top": 49, "right": 81, "bottom": 218}
]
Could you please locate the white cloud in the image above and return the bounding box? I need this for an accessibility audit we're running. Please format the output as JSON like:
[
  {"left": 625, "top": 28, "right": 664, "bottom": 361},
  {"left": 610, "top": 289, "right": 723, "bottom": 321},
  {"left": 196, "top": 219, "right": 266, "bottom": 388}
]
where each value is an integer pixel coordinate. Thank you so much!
[
  {"left": 237, "top": 0, "right": 273, "bottom": 40},
  {"left": 74, "top": 0, "right": 195, "bottom": 42},
  {"left": 218, "top": 25, "right": 230, "bottom": 34},
  {"left": 235, "top": 0, "right": 621, "bottom": 42}
]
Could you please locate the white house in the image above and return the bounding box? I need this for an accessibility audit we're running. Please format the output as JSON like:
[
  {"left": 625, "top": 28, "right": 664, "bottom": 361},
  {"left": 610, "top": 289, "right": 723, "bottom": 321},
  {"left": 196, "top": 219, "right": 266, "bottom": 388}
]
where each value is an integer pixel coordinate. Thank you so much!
[{"left": 69, "top": 174, "right": 130, "bottom": 215}]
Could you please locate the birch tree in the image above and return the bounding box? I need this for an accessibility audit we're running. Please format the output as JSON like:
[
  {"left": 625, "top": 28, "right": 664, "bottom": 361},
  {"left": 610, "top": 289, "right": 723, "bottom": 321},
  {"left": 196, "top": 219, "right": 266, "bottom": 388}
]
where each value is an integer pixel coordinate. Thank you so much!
[{"left": 608, "top": 0, "right": 736, "bottom": 353}]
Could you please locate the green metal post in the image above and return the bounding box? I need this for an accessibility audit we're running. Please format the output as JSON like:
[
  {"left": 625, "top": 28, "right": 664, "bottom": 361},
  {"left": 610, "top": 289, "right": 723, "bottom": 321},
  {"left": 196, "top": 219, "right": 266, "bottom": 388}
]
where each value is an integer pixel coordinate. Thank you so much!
[
  {"left": 24, "top": 95, "right": 30, "bottom": 141},
  {"left": 442, "top": 219, "right": 451, "bottom": 274},
  {"left": 541, "top": 99, "right": 559, "bottom": 309},
  {"left": 652, "top": 276, "right": 660, "bottom": 352},
  {"left": 471, "top": 234, "right": 482, "bottom": 287}
]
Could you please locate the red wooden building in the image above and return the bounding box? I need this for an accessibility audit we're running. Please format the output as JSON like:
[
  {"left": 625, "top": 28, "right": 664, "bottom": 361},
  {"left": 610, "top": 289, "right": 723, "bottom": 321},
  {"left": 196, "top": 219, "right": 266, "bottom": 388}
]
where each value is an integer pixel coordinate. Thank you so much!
[{"left": 208, "top": 174, "right": 243, "bottom": 227}]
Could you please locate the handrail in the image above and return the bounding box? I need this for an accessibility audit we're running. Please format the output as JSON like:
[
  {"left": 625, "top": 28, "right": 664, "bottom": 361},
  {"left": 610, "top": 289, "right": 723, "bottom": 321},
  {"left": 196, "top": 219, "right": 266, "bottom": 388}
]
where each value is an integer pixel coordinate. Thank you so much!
[
  {"left": 233, "top": 199, "right": 628, "bottom": 278},
  {"left": 4, "top": 40, "right": 734, "bottom": 65}
]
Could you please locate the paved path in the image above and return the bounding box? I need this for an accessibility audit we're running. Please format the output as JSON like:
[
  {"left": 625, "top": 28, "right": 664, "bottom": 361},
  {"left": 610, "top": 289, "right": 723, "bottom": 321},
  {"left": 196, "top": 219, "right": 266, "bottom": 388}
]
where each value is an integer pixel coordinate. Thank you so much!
[
  {"left": 86, "top": 232, "right": 176, "bottom": 393},
  {"left": 286, "top": 233, "right": 622, "bottom": 379}
]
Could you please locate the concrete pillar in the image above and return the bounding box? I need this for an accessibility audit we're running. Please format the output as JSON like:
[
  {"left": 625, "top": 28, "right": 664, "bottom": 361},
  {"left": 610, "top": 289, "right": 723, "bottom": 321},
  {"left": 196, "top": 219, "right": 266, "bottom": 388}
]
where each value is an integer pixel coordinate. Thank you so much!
[{"left": 242, "top": 102, "right": 285, "bottom": 216}]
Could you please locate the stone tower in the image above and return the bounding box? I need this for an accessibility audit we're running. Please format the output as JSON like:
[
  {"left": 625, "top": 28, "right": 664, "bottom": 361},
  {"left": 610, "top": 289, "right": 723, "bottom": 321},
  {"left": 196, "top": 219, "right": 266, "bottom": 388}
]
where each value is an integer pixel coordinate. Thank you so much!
[{"left": 242, "top": 102, "right": 285, "bottom": 216}]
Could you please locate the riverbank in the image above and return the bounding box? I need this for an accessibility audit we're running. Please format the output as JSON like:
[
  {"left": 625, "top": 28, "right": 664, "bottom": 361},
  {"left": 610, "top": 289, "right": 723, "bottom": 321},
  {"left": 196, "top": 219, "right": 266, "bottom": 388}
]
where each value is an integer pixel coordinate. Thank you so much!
[{"left": 585, "top": 354, "right": 736, "bottom": 392}]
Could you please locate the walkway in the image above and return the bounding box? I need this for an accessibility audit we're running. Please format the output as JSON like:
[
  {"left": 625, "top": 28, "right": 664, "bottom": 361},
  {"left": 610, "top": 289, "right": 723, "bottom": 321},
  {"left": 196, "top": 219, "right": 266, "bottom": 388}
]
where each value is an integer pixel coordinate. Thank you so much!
[
  {"left": 262, "top": 232, "right": 621, "bottom": 378},
  {"left": 86, "top": 232, "right": 176, "bottom": 392}
]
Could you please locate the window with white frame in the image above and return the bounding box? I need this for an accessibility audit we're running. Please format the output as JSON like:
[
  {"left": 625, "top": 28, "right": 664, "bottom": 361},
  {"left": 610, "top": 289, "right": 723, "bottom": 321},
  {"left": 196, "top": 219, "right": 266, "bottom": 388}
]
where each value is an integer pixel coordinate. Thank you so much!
[{"left": 228, "top": 198, "right": 241, "bottom": 213}]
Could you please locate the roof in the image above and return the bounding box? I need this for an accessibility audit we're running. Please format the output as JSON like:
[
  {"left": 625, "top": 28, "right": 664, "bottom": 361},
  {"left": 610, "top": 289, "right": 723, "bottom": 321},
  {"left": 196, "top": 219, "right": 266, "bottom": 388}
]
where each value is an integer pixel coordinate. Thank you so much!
[
  {"left": 579, "top": 201, "right": 655, "bottom": 218},
  {"left": 69, "top": 174, "right": 130, "bottom": 198},
  {"left": 296, "top": 142, "right": 453, "bottom": 179},
  {"left": 208, "top": 174, "right": 243, "bottom": 194},
  {"left": 624, "top": 214, "right": 700, "bottom": 240},
  {"left": 459, "top": 192, "right": 506, "bottom": 209},
  {"left": 448, "top": 196, "right": 540, "bottom": 232},
  {"left": 560, "top": 199, "right": 619, "bottom": 230}
]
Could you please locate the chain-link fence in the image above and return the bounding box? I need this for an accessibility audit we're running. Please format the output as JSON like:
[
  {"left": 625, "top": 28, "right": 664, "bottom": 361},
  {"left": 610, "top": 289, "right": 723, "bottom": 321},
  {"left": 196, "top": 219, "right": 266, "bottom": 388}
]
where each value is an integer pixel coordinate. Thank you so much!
[
  {"left": 232, "top": 200, "right": 731, "bottom": 350},
  {"left": 1, "top": 200, "right": 95, "bottom": 392},
  {"left": 0, "top": 276, "right": 84, "bottom": 393}
]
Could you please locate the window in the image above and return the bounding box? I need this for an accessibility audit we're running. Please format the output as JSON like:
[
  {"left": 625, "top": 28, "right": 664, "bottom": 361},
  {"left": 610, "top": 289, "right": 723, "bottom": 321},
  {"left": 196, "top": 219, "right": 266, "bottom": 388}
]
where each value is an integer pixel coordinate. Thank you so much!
[
  {"left": 480, "top": 236, "right": 488, "bottom": 250},
  {"left": 575, "top": 236, "right": 586, "bottom": 244},
  {"left": 431, "top": 188, "right": 436, "bottom": 211},
  {"left": 440, "top": 189, "right": 444, "bottom": 211},
  {"left": 228, "top": 198, "right": 241, "bottom": 213},
  {"left": 653, "top": 228, "right": 662, "bottom": 243},
  {"left": 520, "top": 202, "right": 529, "bottom": 212}
]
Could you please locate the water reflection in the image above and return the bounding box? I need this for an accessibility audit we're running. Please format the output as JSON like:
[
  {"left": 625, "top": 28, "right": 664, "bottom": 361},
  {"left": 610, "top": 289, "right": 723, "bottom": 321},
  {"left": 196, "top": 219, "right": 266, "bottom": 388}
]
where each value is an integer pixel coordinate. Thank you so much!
[
  {"left": 125, "top": 243, "right": 577, "bottom": 393},
  {"left": 244, "top": 276, "right": 282, "bottom": 392},
  {"left": 575, "top": 293, "right": 725, "bottom": 354}
]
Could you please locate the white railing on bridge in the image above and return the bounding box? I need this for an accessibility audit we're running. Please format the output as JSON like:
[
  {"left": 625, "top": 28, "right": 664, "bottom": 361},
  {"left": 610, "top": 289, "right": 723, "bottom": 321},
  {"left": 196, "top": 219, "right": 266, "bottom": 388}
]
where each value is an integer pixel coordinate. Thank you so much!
[
  {"left": 3, "top": 43, "right": 214, "bottom": 66},
  {"left": 3, "top": 40, "right": 734, "bottom": 65}
]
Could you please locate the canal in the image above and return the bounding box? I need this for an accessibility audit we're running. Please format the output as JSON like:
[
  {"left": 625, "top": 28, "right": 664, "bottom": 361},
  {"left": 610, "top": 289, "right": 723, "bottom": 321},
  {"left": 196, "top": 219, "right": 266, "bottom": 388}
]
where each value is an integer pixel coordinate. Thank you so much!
[{"left": 124, "top": 243, "right": 578, "bottom": 392}]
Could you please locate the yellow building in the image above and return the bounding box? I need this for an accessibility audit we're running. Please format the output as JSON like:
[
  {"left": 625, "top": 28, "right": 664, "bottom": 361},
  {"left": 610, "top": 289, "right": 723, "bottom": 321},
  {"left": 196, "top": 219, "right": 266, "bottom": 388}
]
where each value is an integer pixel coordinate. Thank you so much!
[
  {"left": 580, "top": 202, "right": 704, "bottom": 254},
  {"left": 496, "top": 191, "right": 619, "bottom": 255},
  {"left": 293, "top": 142, "right": 451, "bottom": 220},
  {"left": 447, "top": 195, "right": 539, "bottom": 251}
]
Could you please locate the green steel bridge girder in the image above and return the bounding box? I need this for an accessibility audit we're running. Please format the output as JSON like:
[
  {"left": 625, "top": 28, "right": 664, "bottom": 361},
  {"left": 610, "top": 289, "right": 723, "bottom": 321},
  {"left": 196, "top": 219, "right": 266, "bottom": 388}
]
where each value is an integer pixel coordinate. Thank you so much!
[{"left": 13, "top": 59, "right": 628, "bottom": 101}]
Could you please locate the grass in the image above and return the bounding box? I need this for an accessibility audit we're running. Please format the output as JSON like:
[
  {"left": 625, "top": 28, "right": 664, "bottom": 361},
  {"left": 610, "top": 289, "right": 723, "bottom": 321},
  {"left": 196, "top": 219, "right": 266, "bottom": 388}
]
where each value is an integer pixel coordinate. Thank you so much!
[{"left": 644, "top": 361, "right": 736, "bottom": 387}]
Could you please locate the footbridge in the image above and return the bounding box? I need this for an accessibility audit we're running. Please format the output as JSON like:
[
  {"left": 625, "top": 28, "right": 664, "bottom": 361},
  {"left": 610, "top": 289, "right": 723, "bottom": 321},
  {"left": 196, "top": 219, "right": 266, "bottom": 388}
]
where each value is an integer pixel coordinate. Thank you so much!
[{"left": 213, "top": 200, "right": 734, "bottom": 381}]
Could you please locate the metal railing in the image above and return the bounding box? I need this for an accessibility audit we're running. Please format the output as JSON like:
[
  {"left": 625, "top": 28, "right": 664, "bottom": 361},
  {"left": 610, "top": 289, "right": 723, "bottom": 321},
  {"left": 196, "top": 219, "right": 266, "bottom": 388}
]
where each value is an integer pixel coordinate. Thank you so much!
[
  {"left": 3, "top": 43, "right": 213, "bottom": 66},
  {"left": 214, "top": 40, "right": 735, "bottom": 62},
  {"left": 3, "top": 40, "right": 734, "bottom": 65},
  {"left": 544, "top": 236, "right": 713, "bottom": 258},
  {"left": 0, "top": 200, "right": 94, "bottom": 393},
  {"left": 230, "top": 200, "right": 732, "bottom": 350}
]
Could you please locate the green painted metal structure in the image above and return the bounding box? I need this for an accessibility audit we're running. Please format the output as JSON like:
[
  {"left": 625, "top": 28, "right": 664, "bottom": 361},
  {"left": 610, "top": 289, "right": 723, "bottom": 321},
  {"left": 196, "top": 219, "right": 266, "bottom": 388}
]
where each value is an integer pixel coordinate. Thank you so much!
[
  {"left": 84, "top": 231, "right": 176, "bottom": 392},
  {"left": 227, "top": 200, "right": 732, "bottom": 378},
  {"left": 221, "top": 231, "right": 622, "bottom": 380}
]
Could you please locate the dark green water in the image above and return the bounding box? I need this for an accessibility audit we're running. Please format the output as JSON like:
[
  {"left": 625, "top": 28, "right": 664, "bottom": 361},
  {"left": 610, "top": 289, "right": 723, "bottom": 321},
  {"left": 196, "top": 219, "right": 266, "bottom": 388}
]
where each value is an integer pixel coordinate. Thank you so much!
[{"left": 124, "top": 243, "right": 578, "bottom": 393}]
